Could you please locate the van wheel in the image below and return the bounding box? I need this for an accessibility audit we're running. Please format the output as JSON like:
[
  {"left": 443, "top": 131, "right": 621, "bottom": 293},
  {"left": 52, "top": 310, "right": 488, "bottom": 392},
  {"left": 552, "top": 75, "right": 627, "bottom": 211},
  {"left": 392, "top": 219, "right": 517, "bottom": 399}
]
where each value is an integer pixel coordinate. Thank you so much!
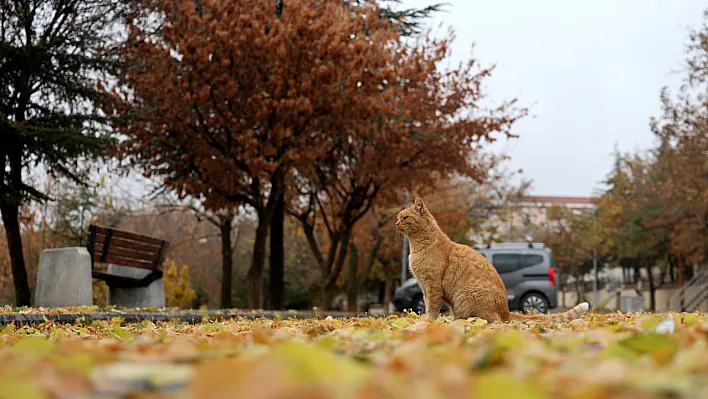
[
  {"left": 520, "top": 293, "right": 549, "bottom": 314},
  {"left": 413, "top": 295, "right": 426, "bottom": 315}
]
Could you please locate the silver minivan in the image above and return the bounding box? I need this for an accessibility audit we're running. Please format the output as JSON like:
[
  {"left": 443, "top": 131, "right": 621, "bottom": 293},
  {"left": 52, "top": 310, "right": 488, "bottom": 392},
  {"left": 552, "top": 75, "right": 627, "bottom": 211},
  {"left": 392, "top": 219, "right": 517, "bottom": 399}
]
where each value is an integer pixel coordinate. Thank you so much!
[{"left": 476, "top": 242, "right": 558, "bottom": 313}]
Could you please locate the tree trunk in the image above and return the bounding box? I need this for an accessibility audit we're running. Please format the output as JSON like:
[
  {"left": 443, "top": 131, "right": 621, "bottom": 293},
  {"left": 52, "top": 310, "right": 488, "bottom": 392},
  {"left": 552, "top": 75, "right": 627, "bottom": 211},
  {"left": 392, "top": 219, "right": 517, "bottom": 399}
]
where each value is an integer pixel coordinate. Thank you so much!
[
  {"left": 346, "top": 235, "right": 383, "bottom": 312},
  {"left": 573, "top": 267, "right": 584, "bottom": 305},
  {"left": 320, "top": 228, "right": 351, "bottom": 310},
  {"left": 383, "top": 273, "right": 393, "bottom": 312},
  {"left": 346, "top": 242, "right": 359, "bottom": 312},
  {"left": 269, "top": 190, "right": 285, "bottom": 310},
  {"left": 245, "top": 171, "right": 283, "bottom": 310},
  {"left": 219, "top": 214, "right": 233, "bottom": 309},
  {"left": 678, "top": 255, "right": 686, "bottom": 312},
  {"left": 247, "top": 215, "right": 269, "bottom": 309},
  {"left": 645, "top": 261, "right": 656, "bottom": 311},
  {"left": 358, "top": 235, "right": 382, "bottom": 292},
  {"left": 1, "top": 204, "right": 32, "bottom": 306}
]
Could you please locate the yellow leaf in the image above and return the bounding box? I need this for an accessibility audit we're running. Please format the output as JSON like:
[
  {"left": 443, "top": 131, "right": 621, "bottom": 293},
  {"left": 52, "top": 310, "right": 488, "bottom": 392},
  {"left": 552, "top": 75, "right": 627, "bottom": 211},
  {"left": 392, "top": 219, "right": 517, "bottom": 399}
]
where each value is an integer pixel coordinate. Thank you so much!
[
  {"left": 616, "top": 333, "right": 679, "bottom": 365},
  {"left": 391, "top": 318, "right": 411, "bottom": 329},
  {"left": 682, "top": 313, "right": 699, "bottom": 326},
  {"left": 0, "top": 378, "right": 47, "bottom": 399},
  {"left": 471, "top": 372, "right": 547, "bottom": 399},
  {"left": 272, "top": 342, "right": 368, "bottom": 387},
  {"left": 637, "top": 315, "right": 663, "bottom": 331},
  {"left": 469, "top": 317, "right": 488, "bottom": 327},
  {"left": 492, "top": 330, "right": 525, "bottom": 351},
  {"left": 57, "top": 353, "right": 95, "bottom": 374},
  {"left": 1, "top": 324, "right": 15, "bottom": 335},
  {"left": 112, "top": 325, "right": 134, "bottom": 340},
  {"left": 11, "top": 337, "right": 54, "bottom": 356}
]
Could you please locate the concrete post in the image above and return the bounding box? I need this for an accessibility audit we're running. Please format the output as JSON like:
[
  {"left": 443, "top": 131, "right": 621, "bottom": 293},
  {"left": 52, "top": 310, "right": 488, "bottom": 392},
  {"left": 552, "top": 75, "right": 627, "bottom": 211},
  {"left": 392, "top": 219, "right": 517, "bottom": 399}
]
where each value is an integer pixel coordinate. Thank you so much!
[{"left": 35, "top": 247, "right": 93, "bottom": 307}]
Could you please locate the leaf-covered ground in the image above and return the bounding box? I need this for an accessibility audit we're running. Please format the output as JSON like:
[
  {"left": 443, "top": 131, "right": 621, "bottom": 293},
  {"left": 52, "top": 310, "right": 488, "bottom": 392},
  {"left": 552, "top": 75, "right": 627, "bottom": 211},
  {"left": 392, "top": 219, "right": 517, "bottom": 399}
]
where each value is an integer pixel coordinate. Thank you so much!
[{"left": 0, "top": 311, "right": 707, "bottom": 399}]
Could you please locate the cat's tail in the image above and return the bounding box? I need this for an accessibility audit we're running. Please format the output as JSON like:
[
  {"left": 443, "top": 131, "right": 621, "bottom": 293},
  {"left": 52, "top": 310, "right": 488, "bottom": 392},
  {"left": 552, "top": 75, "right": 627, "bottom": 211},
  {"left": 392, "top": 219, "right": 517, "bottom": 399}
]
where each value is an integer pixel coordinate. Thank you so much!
[{"left": 507, "top": 302, "right": 589, "bottom": 322}]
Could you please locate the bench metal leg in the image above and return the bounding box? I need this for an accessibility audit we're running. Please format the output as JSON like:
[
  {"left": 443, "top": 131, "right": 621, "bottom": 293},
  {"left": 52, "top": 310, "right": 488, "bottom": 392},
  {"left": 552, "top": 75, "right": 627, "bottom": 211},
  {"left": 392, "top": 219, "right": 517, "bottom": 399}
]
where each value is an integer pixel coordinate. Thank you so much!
[
  {"left": 105, "top": 264, "right": 166, "bottom": 308},
  {"left": 35, "top": 248, "right": 93, "bottom": 307}
]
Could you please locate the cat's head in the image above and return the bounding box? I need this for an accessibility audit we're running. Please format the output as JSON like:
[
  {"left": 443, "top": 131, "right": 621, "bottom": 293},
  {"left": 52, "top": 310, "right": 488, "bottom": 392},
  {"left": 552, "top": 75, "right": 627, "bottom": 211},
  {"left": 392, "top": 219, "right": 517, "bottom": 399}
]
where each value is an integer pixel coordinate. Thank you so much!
[{"left": 395, "top": 197, "right": 433, "bottom": 237}]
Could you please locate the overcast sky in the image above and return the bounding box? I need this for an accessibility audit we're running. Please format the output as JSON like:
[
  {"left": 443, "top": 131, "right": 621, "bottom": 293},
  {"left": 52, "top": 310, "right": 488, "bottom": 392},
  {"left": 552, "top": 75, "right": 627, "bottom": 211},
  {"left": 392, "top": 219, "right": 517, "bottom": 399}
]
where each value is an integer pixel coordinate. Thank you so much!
[{"left": 400, "top": 0, "right": 706, "bottom": 197}]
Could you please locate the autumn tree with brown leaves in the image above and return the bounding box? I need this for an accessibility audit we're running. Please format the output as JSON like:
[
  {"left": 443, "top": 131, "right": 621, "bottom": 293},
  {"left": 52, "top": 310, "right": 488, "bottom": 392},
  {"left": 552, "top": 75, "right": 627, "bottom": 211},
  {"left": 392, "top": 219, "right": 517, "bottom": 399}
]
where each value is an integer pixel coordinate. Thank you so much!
[
  {"left": 286, "top": 29, "right": 525, "bottom": 308},
  {"left": 263, "top": 0, "right": 448, "bottom": 312},
  {"left": 109, "top": 0, "right": 423, "bottom": 308}
]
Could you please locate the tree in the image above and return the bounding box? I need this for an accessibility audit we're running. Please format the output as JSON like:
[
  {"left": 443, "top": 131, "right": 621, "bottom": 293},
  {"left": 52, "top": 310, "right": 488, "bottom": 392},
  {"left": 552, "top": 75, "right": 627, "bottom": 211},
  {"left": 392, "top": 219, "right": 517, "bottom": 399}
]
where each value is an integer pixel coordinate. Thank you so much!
[
  {"left": 1, "top": 0, "right": 129, "bottom": 305},
  {"left": 287, "top": 29, "right": 525, "bottom": 309},
  {"left": 163, "top": 258, "right": 197, "bottom": 308},
  {"left": 646, "top": 11, "right": 708, "bottom": 266},
  {"left": 345, "top": 206, "right": 394, "bottom": 311},
  {"left": 591, "top": 151, "right": 673, "bottom": 310},
  {"left": 110, "top": 0, "right": 420, "bottom": 309},
  {"left": 266, "top": 0, "right": 446, "bottom": 310},
  {"left": 589, "top": 10, "right": 708, "bottom": 309},
  {"left": 533, "top": 206, "right": 597, "bottom": 305},
  {"left": 151, "top": 194, "right": 240, "bottom": 309},
  {"left": 50, "top": 177, "right": 126, "bottom": 247}
]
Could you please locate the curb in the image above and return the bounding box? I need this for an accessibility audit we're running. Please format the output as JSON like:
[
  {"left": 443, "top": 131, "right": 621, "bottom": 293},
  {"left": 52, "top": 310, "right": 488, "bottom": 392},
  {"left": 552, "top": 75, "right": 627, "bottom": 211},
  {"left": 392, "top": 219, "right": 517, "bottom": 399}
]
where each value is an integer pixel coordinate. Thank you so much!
[{"left": 0, "top": 310, "right": 370, "bottom": 326}]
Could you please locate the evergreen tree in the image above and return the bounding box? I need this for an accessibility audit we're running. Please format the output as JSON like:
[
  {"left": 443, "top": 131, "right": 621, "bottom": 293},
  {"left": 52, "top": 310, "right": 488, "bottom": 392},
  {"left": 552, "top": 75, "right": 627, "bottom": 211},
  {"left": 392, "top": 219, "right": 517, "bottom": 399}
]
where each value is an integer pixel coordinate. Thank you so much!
[{"left": 0, "top": 0, "right": 129, "bottom": 305}]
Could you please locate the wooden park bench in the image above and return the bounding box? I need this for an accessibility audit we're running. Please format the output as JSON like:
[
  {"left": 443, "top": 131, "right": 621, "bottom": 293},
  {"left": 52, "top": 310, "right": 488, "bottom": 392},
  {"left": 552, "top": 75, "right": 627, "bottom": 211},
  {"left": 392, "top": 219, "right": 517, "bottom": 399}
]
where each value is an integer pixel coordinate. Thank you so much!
[{"left": 86, "top": 225, "right": 169, "bottom": 289}]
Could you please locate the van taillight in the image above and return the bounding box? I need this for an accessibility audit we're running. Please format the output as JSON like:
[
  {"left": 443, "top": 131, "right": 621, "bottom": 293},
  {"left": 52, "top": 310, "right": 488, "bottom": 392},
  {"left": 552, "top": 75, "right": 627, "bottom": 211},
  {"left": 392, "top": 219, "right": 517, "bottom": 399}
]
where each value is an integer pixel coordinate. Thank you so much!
[{"left": 549, "top": 268, "right": 556, "bottom": 286}]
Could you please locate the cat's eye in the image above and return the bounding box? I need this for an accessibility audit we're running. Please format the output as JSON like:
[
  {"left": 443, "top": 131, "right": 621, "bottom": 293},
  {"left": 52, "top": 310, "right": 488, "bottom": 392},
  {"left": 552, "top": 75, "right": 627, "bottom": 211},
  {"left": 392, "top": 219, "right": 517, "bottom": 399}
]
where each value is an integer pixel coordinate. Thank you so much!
[{"left": 402, "top": 216, "right": 409, "bottom": 220}]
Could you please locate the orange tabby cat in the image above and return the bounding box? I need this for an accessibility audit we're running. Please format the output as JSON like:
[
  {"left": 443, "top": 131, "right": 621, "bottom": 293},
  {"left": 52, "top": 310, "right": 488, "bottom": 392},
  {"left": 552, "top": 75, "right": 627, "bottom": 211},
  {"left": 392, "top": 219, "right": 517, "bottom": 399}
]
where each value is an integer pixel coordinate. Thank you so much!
[{"left": 396, "top": 197, "right": 589, "bottom": 322}]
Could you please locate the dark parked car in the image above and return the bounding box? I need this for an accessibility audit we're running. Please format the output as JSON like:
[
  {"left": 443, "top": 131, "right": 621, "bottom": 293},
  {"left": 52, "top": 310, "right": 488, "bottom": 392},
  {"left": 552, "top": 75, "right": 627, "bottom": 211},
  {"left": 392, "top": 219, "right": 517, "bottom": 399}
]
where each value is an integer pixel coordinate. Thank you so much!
[{"left": 392, "top": 242, "right": 558, "bottom": 315}]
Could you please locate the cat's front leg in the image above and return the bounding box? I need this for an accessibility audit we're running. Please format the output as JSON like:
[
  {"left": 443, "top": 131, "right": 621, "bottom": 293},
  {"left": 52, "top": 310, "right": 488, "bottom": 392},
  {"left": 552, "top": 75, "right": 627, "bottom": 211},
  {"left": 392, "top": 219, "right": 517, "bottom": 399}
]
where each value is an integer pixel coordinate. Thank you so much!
[{"left": 425, "top": 286, "right": 444, "bottom": 320}]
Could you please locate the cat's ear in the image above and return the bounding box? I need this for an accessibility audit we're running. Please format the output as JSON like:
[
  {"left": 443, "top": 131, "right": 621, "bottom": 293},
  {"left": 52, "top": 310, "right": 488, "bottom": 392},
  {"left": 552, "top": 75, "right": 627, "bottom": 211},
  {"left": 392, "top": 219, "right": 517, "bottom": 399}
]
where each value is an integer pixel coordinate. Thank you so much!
[
  {"left": 414, "top": 197, "right": 426, "bottom": 214},
  {"left": 407, "top": 202, "right": 414, "bottom": 209}
]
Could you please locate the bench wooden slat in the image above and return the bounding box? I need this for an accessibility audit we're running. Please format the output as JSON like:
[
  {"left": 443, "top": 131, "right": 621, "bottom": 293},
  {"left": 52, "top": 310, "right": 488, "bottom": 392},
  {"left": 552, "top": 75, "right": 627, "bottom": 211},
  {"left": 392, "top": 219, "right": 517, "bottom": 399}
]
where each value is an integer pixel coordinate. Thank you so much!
[
  {"left": 93, "top": 226, "right": 164, "bottom": 247},
  {"left": 92, "top": 270, "right": 164, "bottom": 289},
  {"left": 92, "top": 244, "right": 159, "bottom": 263},
  {"left": 94, "top": 235, "right": 161, "bottom": 255},
  {"left": 94, "top": 254, "right": 156, "bottom": 271}
]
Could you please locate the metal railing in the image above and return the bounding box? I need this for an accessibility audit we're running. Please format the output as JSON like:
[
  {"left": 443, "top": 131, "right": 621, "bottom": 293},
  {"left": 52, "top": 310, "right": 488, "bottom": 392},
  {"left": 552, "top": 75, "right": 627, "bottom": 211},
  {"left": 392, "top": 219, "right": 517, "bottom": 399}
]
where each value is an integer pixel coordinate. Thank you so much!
[{"left": 667, "top": 267, "right": 708, "bottom": 312}]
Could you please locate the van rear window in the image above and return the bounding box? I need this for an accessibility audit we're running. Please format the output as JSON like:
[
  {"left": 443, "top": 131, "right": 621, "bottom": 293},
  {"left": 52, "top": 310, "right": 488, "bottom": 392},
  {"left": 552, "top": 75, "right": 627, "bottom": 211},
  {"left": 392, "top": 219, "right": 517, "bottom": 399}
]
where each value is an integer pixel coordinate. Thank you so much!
[
  {"left": 522, "top": 254, "right": 544, "bottom": 267},
  {"left": 492, "top": 254, "right": 520, "bottom": 273}
]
